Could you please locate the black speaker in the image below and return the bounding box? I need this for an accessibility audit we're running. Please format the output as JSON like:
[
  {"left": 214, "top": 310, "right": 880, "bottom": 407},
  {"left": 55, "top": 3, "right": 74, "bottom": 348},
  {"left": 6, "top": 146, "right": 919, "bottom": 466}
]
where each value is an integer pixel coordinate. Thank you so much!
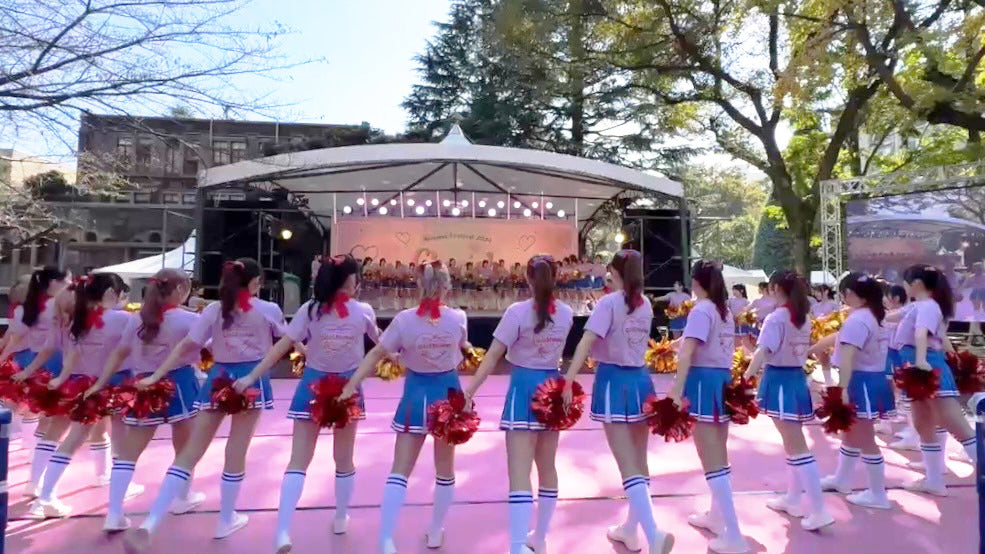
[{"left": 622, "top": 208, "right": 690, "bottom": 293}]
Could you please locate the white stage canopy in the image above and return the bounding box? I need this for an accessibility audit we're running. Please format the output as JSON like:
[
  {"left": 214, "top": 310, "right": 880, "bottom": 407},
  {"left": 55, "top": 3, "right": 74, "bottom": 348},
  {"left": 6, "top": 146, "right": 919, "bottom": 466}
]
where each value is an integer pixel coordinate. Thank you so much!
[
  {"left": 95, "top": 232, "right": 196, "bottom": 281},
  {"left": 197, "top": 126, "right": 683, "bottom": 230}
]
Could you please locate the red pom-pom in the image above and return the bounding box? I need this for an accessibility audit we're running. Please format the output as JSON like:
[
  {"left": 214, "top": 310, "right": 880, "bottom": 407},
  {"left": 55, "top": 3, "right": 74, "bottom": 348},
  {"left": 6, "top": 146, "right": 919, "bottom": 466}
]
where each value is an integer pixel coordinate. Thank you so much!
[
  {"left": 0, "top": 358, "right": 25, "bottom": 405},
  {"left": 308, "top": 374, "right": 362, "bottom": 429},
  {"left": 24, "top": 371, "right": 67, "bottom": 416},
  {"left": 209, "top": 374, "right": 259, "bottom": 415},
  {"left": 530, "top": 378, "right": 586, "bottom": 430},
  {"left": 723, "top": 376, "right": 760, "bottom": 425},
  {"left": 893, "top": 363, "right": 940, "bottom": 401},
  {"left": 68, "top": 387, "right": 111, "bottom": 425},
  {"left": 57, "top": 376, "right": 98, "bottom": 421},
  {"left": 643, "top": 396, "right": 696, "bottom": 442},
  {"left": 946, "top": 350, "right": 985, "bottom": 395},
  {"left": 814, "top": 386, "right": 857, "bottom": 434},
  {"left": 128, "top": 379, "right": 176, "bottom": 420},
  {"left": 426, "top": 388, "right": 481, "bottom": 445}
]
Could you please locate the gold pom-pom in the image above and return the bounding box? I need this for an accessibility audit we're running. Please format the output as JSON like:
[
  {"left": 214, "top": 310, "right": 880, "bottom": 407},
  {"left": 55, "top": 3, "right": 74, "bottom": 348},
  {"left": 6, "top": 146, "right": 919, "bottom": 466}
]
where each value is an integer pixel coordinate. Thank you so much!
[
  {"left": 289, "top": 350, "right": 305, "bottom": 377},
  {"left": 375, "top": 356, "right": 405, "bottom": 381},
  {"left": 664, "top": 299, "right": 694, "bottom": 320},
  {"left": 124, "top": 302, "right": 142, "bottom": 313},
  {"left": 197, "top": 348, "right": 214, "bottom": 372},
  {"left": 736, "top": 309, "right": 757, "bottom": 326},
  {"left": 457, "top": 347, "right": 486, "bottom": 375},
  {"left": 810, "top": 308, "right": 848, "bottom": 344},
  {"left": 731, "top": 350, "right": 751, "bottom": 382},
  {"left": 645, "top": 338, "right": 678, "bottom": 373}
]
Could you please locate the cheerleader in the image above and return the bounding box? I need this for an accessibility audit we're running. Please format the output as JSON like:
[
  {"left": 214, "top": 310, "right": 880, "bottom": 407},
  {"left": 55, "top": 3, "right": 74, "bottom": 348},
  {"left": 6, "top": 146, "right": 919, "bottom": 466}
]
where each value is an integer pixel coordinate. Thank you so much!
[
  {"left": 877, "top": 285, "right": 908, "bottom": 438},
  {"left": 27, "top": 273, "right": 132, "bottom": 518},
  {"left": 341, "top": 261, "right": 467, "bottom": 554},
  {"left": 728, "top": 285, "right": 749, "bottom": 349},
  {"left": 236, "top": 255, "right": 378, "bottom": 553},
  {"left": 808, "top": 273, "right": 896, "bottom": 508},
  {"left": 894, "top": 265, "right": 977, "bottom": 496},
  {"left": 666, "top": 260, "right": 746, "bottom": 554},
  {"left": 562, "top": 249, "right": 675, "bottom": 554},
  {"left": 743, "top": 271, "right": 834, "bottom": 529},
  {"left": 94, "top": 269, "right": 204, "bottom": 531},
  {"left": 655, "top": 281, "right": 691, "bottom": 338},
  {"left": 464, "top": 255, "right": 574, "bottom": 554},
  {"left": 124, "top": 258, "right": 284, "bottom": 552}
]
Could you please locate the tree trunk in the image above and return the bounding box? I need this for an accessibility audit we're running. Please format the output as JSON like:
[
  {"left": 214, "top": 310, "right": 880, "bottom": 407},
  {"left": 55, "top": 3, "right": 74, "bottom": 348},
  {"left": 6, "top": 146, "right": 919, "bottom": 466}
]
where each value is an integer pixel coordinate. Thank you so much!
[
  {"left": 567, "top": 0, "right": 586, "bottom": 155},
  {"left": 790, "top": 221, "right": 812, "bottom": 275}
]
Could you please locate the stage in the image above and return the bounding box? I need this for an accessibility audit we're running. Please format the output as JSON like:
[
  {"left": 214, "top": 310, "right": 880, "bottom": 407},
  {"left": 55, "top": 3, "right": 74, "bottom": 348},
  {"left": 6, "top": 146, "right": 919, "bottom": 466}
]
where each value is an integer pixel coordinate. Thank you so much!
[{"left": 5, "top": 375, "right": 977, "bottom": 554}]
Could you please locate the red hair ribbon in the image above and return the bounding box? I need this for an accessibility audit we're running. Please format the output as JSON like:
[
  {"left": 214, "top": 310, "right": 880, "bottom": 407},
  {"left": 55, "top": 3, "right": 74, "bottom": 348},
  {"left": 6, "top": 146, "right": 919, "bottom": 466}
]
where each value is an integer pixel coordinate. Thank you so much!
[
  {"left": 630, "top": 292, "right": 645, "bottom": 310},
  {"left": 86, "top": 306, "right": 105, "bottom": 330},
  {"left": 236, "top": 290, "right": 253, "bottom": 312},
  {"left": 547, "top": 297, "right": 557, "bottom": 315},
  {"left": 322, "top": 293, "right": 350, "bottom": 318},
  {"left": 331, "top": 255, "right": 347, "bottom": 266},
  {"left": 417, "top": 297, "right": 443, "bottom": 319},
  {"left": 224, "top": 260, "right": 245, "bottom": 271},
  {"left": 38, "top": 294, "right": 50, "bottom": 310},
  {"left": 158, "top": 303, "right": 179, "bottom": 321}
]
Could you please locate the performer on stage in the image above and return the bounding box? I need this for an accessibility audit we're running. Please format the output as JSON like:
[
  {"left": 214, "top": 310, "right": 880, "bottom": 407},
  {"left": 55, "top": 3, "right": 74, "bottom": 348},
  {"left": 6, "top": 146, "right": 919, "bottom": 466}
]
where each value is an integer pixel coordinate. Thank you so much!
[
  {"left": 893, "top": 265, "right": 977, "bottom": 496},
  {"left": 562, "top": 249, "right": 675, "bottom": 554},
  {"left": 465, "top": 254, "right": 574, "bottom": 554},
  {"left": 655, "top": 281, "right": 691, "bottom": 338},
  {"left": 810, "top": 285, "right": 839, "bottom": 318},
  {"left": 341, "top": 261, "right": 468, "bottom": 554},
  {"left": 240, "top": 255, "right": 379, "bottom": 553},
  {"left": 28, "top": 273, "right": 132, "bottom": 519},
  {"left": 96, "top": 269, "right": 205, "bottom": 532},
  {"left": 743, "top": 271, "right": 834, "bottom": 529},
  {"left": 812, "top": 272, "right": 896, "bottom": 508},
  {"left": 125, "top": 258, "right": 285, "bottom": 552},
  {"left": 667, "top": 260, "right": 746, "bottom": 554},
  {"left": 728, "top": 285, "right": 750, "bottom": 348}
]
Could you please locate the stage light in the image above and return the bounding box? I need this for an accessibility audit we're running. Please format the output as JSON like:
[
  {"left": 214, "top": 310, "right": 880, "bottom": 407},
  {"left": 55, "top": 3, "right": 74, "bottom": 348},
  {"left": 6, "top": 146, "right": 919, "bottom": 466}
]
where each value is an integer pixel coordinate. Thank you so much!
[
  {"left": 451, "top": 207, "right": 462, "bottom": 216},
  {"left": 614, "top": 232, "right": 626, "bottom": 243},
  {"left": 557, "top": 210, "right": 566, "bottom": 218},
  {"left": 532, "top": 201, "right": 539, "bottom": 209},
  {"left": 279, "top": 228, "right": 293, "bottom": 240},
  {"left": 497, "top": 200, "right": 505, "bottom": 209},
  {"left": 390, "top": 199, "right": 397, "bottom": 206},
  {"left": 461, "top": 200, "right": 469, "bottom": 208},
  {"left": 487, "top": 208, "right": 497, "bottom": 217},
  {"left": 523, "top": 208, "right": 532, "bottom": 217},
  {"left": 513, "top": 201, "right": 521, "bottom": 209},
  {"left": 342, "top": 206, "right": 352, "bottom": 214},
  {"left": 415, "top": 206, "right": 425, "bottom": 215},
  {"left": 478, "top": 200, "right": 487, "bottom": 208},
  {"left": 371, "top": 198, "right": 379, "bottom": 206},
  {"left": 443, "top": 199, "right": 451, "bottom": 207},
  {"left": 426, "top": 199, "right": 433, "bottom": 207},
  {"left": 356, "top": 197, "right": 365, "bottom": 206},
  {"left": 407, "top": 199, "right": 415, "bottom": 206},
  {"left": 545, "top": 202, "right": 553, "bottom": 209},
  {"left": 962, "top": 241, "right": 971, "bottom": 248},
  {"left": 379, "top": 207, "right": 389, "bottom": 215}
]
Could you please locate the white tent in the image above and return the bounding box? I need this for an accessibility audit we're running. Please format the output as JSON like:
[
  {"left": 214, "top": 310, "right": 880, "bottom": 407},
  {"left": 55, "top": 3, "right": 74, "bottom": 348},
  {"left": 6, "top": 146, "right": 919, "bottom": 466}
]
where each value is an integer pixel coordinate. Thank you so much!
[
  {"left": 723, "top": 265, "right": 768, "bottom": 296},
  {"left": 810, "top": 270, "right": 838, "bottom": 286},
  {"left": 95, "top": 232, "right": 196, "bottom": 281}
]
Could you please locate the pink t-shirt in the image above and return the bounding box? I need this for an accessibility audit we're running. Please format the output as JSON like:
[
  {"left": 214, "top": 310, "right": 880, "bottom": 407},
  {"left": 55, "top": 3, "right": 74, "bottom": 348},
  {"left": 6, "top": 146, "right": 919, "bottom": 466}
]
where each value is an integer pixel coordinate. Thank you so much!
[
  {"left": 810, "top": 300, "right": 840, "bottom": 318},
  {"left": 667, "top": 291, "right": 691, "bottom": 308},
  {"left": 124, "top": 308, "right": 201, "bottom": 373},
  {"left": 585, "top": 292, "right": 653, "bottom": 367},
  {"left": 757, "top": 306, "right": 811, "bottom": 367},
  {"left": 285, "top": 299, "right": 380, "bottom": 373},
  {"left": 727, "top": 298, "right": 749, "bottom": 318},
  {"left": 682, "top": 299, "right": 735, "bottom": 368},
  {"left": 493, "top": 299, "right": 574, "bottom": 369},
  {"left": 834, "top": 308, "right": 887, "bottom": 373},
  {"left": 379, "top": 307, "right": 468, "bottom": 373},
  {"left": 186, "top": 297, "right": 285, "bottom": 363},
  {"left": 751, "top": 296, "right": 777, "bottom": 322},
  {"left": 9, "top": 300, "right": 58, "bottom": 353},
  {"left": 893, "top": 299, "right": 947, "bottom": 350},
  {"left": 64, "top": 309, "right": 131, "bottom": 377}
]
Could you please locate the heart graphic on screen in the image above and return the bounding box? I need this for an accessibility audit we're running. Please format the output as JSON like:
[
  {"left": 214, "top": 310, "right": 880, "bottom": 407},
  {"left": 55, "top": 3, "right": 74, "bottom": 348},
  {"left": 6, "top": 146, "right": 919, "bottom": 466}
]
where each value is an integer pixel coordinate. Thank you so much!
[
  {"left": 518, "top": 235, "right": 536, "bottom": 251},
  {"left": 395, "top": 232, "right": 411, "bottom": 245},
  {"left": 349, "top": 244, "right": 379, "bottom": 260}
]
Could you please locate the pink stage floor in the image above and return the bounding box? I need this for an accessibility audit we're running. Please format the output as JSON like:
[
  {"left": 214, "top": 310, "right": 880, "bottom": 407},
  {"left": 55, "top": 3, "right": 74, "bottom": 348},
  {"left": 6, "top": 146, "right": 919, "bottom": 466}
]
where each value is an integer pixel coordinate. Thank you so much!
[{"left": 5, "top": 375, "right": 978, "bottom": 553}]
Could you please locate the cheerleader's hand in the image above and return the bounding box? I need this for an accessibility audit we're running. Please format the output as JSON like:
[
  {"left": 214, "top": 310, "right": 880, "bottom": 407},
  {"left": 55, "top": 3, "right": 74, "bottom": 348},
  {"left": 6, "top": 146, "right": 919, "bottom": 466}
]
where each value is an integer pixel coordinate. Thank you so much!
[
  {"left": 137, "top": 375, "right": 160, "bottom": 390},
  {"left": 232, "top": 374, "right": 257, "bottom": 394},
  {"left": 841, "top": 387, "right": 851, "bottom": 406},
  {"left": 47, "top": 375, "right": 67, "bottom": 390},
  {"left": 463, "top": 390, "right": 475, "bottom": 412},
  {"left": 916, "top": 358, "right": 933, "bottom": 371},
  {"left": 666, "top": 387, "right": 683, "bottom": 408},
  {"left": 742, "top": 368, "right": 758, "bottom": 382},
  {"left": 561, "top": 380, "right": 573, "bottom": 407},
  {"left": 11, "top": 370, "right": 30, "bottom": 383},
  {"left": 339, "top": 383, "right": 357, "bottom": 401},
  {"left": 83, "top": 385, "right": 101, "bottom": 399}
]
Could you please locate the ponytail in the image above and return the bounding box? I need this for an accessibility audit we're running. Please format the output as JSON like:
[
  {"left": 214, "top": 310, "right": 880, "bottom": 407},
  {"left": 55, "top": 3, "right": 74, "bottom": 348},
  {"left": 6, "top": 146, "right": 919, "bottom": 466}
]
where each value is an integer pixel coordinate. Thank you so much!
[
  {"left": 219, "top": 258, "right": 262, "bottom": 328},
  {"left": 139, "top": 269, "right": 190, "bottom": 343},
  {"left": 309, "top": 254, "right": 360, "bottom": 319},
  {"left": 23, "top": 266, "right": 67, "bottom": 327},
  {"left": 903, "top": 264, "right": 954, "bottom": 320},
  {"left": 527, "top": 255, "right": 557, "bottom": 333},
  {"left": 69, "top": 273, "right": 120, "bottom": 340},
  {"left": 691, "top": 260, "right": 728, "bottom": 320},
  {"left": 610, "top": 249, "right": 644, "bottom": 314},
  {"left": 769, "top": 270, "right": 810, "bottom": 328},
  {"left": 732, "top": 284, "right": 747, "bottom": 299},
  {"left": 840, "top": 272, "right": 886, "bottom": 324}
]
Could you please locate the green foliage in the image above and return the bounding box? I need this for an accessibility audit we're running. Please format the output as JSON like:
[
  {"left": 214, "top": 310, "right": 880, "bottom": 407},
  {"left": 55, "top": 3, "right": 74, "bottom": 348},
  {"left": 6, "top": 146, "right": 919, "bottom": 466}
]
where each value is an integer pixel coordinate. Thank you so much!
[
  {"left": 23, "top": 171, "right": 71, "bottom": 198},
  {"left": 753, "top": 205, "right": 795, "bottom": 275},
  {"left": 683, "top": 165, "right": 768, "bottom": 268}
]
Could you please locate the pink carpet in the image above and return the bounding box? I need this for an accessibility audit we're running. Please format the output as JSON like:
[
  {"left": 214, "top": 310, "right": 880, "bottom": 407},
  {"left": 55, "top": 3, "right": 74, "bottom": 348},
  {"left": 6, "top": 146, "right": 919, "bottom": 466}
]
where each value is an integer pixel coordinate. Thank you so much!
[{"left": 5, "top": 374, "right": 978, "bottom": 553}]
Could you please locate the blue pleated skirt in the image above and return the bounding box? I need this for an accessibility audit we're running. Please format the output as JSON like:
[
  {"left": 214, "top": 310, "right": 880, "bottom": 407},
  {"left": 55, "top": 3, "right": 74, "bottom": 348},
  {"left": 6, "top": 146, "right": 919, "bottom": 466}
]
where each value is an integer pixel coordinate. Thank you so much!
[
  {"left": 13, "top": 349, "right": 64, "bottom": 377},
  {"left": 501, "top": 366, "right": 561, "bottom": 431},
  {"left": 848, "top": 371, "right": 897, "bottom": 420},
  {"left": 896, "top": 346, "right": 959, "bottom": 398},
  {"left": 392, "top": 369, "right": 461, "bottom": 434},
  {"left": 194, "top": 360, "right": 274, "bottom": 411},
  {"left": 288, "top": 367, "right": 365, "bottom": 421},
  {"left": 668, "top": 317, "right": 687, "bottom": 331},
  {"left": 884, "top": 348, "right": 901, "bottom": 378},
  {"left": 757, "top": 365, "right": 814, "bottom": 422},
  {"left": 124, "top": 366, "right": 201, "bottom": 426},
  {"left": 589, "top": 363, "right": 654, "bottom": 424},
  {"left": 682, "top": 366, "right": 732, "bottom": 423}
]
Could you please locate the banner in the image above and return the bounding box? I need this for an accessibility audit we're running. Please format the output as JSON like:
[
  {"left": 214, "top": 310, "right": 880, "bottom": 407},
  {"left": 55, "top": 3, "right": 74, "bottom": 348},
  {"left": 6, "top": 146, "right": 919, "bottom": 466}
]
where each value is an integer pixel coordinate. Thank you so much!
[{"left": 332, "top": 218, "right": 577, "bottom": 265}]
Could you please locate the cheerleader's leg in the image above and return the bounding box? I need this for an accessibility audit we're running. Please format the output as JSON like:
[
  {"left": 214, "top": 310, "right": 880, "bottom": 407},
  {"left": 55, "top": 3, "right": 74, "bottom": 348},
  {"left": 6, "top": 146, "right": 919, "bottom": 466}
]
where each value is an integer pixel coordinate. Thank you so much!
[
  {"left": 693, "top": 422, "right": 746, "bottom": 553},
  {"left": 332, "top": 421, "right": 359, "bottom": 533},
  {"left": 29, "top": 421, "right": 92, "bottom": 518},
  {"left": 906, "top": 399, "right": 948, "bottom": 495},
  {"left": 529, "top": 431, "right": 561, "bottom": 553},
  {"left": 427, "top": 437, "right": 457, "bottom": 547},
  {"left": 380, "top": 433, "right": 427, "bottom": 553},
  {"left": 88, "top": 417, "right": 112, "bottom": 485},
  {"left": 933, "top": 397, "right": 977, "bottom": 463},
  {"left": 26, "top": 415, "right": 71, "bottom": 497},
  {"left": 771, "top": 421, "right": 834, "bottom": 528},
  {"left": 275, "top": 419, "right": 320, "bottom": 553},
  {"left": 169, "top": 418, "right": 205, "bottom": 514},
  {"left": 215, "top": 409, "right": 263, "bottom": 537},
  {"left": 506, "top": 431, "right": 537, "bottom": 554},
  {"left": 841, "top": 420, "right": 892, "bottom": 509},
  {"left": 105, "top": 425, "right": 156, "bottom": 532}
]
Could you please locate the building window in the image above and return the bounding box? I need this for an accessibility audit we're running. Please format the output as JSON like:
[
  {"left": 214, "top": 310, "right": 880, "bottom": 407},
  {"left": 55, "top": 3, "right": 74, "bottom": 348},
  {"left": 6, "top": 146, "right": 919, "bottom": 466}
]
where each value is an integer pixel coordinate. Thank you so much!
[
  {"left": 231, "top": 140, "right": 247, "bottom": 163},
  {"left": 136, "top": 136, "right": 154, "bottom": 166},
  {"left": 162, "top": 191, "right": 180, "bottom": 204},
  {"left": 116, "top": 137, "right": 134, "bottom": 161},
  {"left": 183, "top": 145, "right": 199, "bottom": 174},
  {"left": 182, "top": 192, "right": 197, "bottom": 204},
  {"left": 212, "top": 139, "right": 247, "bottom": 165},
  {"left": 133, "top": 191, "right": 152, "bottom": 203},
  {"left": 165, "top": 141, "right": 180, "bottom": 173}
]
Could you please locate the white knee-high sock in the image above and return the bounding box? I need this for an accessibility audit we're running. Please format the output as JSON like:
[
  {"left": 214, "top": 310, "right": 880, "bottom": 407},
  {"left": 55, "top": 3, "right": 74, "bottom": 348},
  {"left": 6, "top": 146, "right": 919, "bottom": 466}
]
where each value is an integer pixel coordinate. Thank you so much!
[
  {"left": 861, "top": 454, "right": 887, "bottom": 499},
  {"left": 219, "top": 471, "right": 245, "bottom": 525},
  {"left": 429, "top": 476, "right": 455, "bottom": 535},
  {"left": 935, "top": 427, "right": 948, "bottom": 451},
  {"left": 107, "top": 460, "right": 136, "bottom": 520},
  {"left": 39, "top": 452, "right": 72, "bottom": 502},
  {"left": 784, "top": 457, "right": 804, "bottom": 502},
  {"left": 89, "top": 440, "right": 111, "bottom": 481},
  {"left": 275, "top": 470, "right": 305, "bottom": 539},
  {"left": 623, "top": 475, "right": 661, "bottom": 547},
  {"left": 30, "top": 440, "right": 57, "bottom": 486},
  {"left": 833, "top": 445, "right": 861, "bottom": 484},
  {"left": 622, "top": 476, "right": 648, "bottom": 528},
  {"left": 335, "top": 469, "right": 355, "bottom": 523},
  {"left": 960, "top": 436, "right": 978, "bottom": 464},
  {"left": 142, "top": 465, "right": 190, "bottom": 532},
  {"left": 792, "top": 454, "right": 825, "bottom": 514},
  {"left": 379, "top": 474, "right": 408, "bottom": 547},
  {"left": 706, "top": 467, "right": 742, "bottom": 542},
  {"left": 920, "top": 442, "right": 945, "bottom": 487},
  {"left": 508, "top": 490, "right": 534, "bottom": 554},
  {"left": 533, "top": 487, "right": 558, "bottom": 543},
  {"left": 20, "top": 415, "right": 40, "bottom": 450}
]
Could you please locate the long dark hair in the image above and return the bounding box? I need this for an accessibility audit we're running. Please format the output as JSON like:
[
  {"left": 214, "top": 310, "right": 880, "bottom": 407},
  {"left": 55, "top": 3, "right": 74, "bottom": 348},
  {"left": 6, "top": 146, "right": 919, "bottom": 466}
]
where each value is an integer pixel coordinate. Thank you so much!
[
  {"left": 888, "top": 285, "right": 908, "bottom": 306},
  {"left": 903, "top": 264, "right": 954, "bottom": 320},
  {"left": 310, "top": 254, "right": 360, "bottom": 319},
  {"left": 139, "top": 269, "right": 190, "bottom": 343},
  {"left": 840, "top": 272, "right": 886, "bottom": 324},
  {"left": 692, "top": 260, "right": 728, "bottom": 321},
  {"left": 770, "top": 270, "right": 810, "bottom": 328},
  {"left": 23, "top": 267, "right": 67, "bottom": 327},
  {"left": 219, "top": 258, "right": 262, "bottom": 328},
  {"left": 817, "top": 284, "right": 835, "bottom": 300},
  {"left": 70, "top": 273, "right": 121, "bottom": 340},
  {"left": 527, "top": 255, "right": 557, "bottom": 333},
  {"left": 610, "top": 249, "right": 644, "bottom": 314},
  {"left": 732, "top": 284, "right": 747, "bottom": 299}
]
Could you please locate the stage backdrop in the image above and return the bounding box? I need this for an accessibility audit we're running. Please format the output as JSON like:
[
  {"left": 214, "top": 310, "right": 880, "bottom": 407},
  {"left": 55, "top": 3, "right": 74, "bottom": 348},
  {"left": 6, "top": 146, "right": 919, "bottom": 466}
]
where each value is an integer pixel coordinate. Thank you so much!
[{"left": 332, "top": 218, "right": 577, "bottom": 265}]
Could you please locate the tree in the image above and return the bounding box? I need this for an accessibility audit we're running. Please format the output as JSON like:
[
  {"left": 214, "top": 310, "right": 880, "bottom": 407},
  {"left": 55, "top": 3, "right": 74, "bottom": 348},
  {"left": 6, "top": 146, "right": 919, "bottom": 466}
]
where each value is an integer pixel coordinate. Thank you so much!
[
  {"left": 23, "top": 170, "right": 71, "bottom": 198},
  {"left": 683, "top": 165, "right": 768, "bottom": 268}
]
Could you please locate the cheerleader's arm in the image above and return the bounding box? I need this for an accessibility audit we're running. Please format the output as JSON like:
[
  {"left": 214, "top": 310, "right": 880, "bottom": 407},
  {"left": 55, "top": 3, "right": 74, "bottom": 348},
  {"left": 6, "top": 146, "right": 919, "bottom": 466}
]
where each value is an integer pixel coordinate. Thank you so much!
[
  {"left": 562, "top": 331, "right": 597, "bottom": 386},
  {"left": 744, "top": 347, "right": 768, "bottom": 380},
  {"left": 140, "top": 337, "right": 198, "bottom": 387},
  {"left": 341, "top": 344, "right": 387, "bottom": 399},
  {"left": 0, "top": 329, "right": 25, "bottom": 362},
  {"left": 464, "top": 339, "right": 507, "bottom": 404},
  {"left": 807, "top": 334, "right": 837, "bottom": 358},
  {"left": 233, "top": 335, "right": 295, "bottom": 393},
  {"left": 88, "top": 344, "right": 132, "bottom": 396},
  {"left": 667, "top": 338, "right": 698, "bottom": 404},
  {"left": 913, "top": 328, "right": 931, "bottom": 369},
  {"left": 48, "top": 349, "right": 77, "bottom": 389},
  {"left": 836, "top": 345, "right": 857, "bottom": 405}
]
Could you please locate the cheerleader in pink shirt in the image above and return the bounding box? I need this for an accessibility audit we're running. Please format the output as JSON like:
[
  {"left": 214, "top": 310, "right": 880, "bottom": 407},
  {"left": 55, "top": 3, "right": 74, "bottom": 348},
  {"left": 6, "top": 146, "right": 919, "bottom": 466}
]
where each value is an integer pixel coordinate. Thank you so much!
[
  {"left": 743, "top": 271, "right": 834, "bottom": 530},
  {"left": 666, "top": 260, "right": 746, "bottom": 554},
  {"left": 125, "top": 258, "right": 285, "bottom": 552},
  {"left": 27, "top": 273, "right": 132, "bottom": 519},
  {"left": 562, "top": 249, "right": 675, "bottom": 554},
  {"left": 237, "top": 255, "right": 380, "bottom": 553},
  {"left": 341, "top": 261, "right": 468, "bottom": 554},
  {"left": 465, "top": 255, "right": 575, "bottom": 554}
]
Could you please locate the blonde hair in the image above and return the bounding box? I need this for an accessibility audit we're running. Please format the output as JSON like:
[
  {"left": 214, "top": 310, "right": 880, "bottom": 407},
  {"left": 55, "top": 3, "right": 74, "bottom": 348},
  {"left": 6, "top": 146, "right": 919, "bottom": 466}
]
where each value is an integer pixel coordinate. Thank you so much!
[{"left": 419, "top": 261, "right": 451, "bottom": 300}]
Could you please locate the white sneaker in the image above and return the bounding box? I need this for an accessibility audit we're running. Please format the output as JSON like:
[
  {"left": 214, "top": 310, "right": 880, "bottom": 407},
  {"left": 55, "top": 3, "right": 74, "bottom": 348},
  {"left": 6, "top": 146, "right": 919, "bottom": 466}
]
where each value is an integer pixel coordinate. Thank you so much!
[
  {"left": 425, "top": 528, "right": 444, "bottom": 549},
  {"left": 766, "top": 496, "right": 805, "bottom": 518},
  {"left": 889, "top": 431, "right": 920, "bottom": 451},
  {"left": 27, "top": 498, "right": 72, "bottom": 519},
  {"left": 103, "top": 515, "right": 132, "bottom": 532},
  {"left": 709, "top": 535, "right": 750, "bottom": 553},
  {"left": 648, "top": 531, "right": 675, "bottom": 554},
  {"left": 125, "top": 483, "right": 146, "bottom": 501},
  {"left": 819, "top": 475, "right": 851, "bottom": 494},
  {"left": 171, "top": 491, "right": 206, "bottom": 515},
  {"left": 846, "top": 490, "right": 891, "bottom": 509},
  {"left": 22, "top": 481, "right": 40, "bottom": 499},
  {"left": 275, "top": 531, "right": 292, "bottom": 554},
  {"left": 333, "top": 514, "right": 350, "bottom": 535},
  {"left": 949, "top": 450, "right": 973, "bottom": 464},
  {"left": 379, "top": 539, "right": 397, "bottom": 554},
  {"left": 903, "top": 478, "right": 948, "bottom": 497},
  {"left": 606, "top": 524, "right": 642, "bottom": 552},
  {"left": 905, "top": 460, "right": 948, "bottom": 475},
  {"left": 875, "top": 421, "right": 894, "bottom": 435},
  {"left": 94, "top": 475, "right": 111, "bottom": 487},
  {"left": 687, "top": 511, "right": 725, "bottom": 534},
  {"left": 800, "top": 511, "right": 835, "bottom": 531},
  {"left": 525, "top": 531, "right": 546, "bottom": 553},
  {"left": 214, "top": 511, "right": 249, "bottom": 539}
]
